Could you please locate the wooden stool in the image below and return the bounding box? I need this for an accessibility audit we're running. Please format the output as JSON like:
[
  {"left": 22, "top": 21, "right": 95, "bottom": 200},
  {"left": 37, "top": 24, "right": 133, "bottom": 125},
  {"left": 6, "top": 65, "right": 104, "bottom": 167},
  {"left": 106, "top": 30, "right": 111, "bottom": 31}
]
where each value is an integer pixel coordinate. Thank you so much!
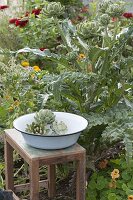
[{"left": 4, "top": 129, "right": 86, "bottom": 200}]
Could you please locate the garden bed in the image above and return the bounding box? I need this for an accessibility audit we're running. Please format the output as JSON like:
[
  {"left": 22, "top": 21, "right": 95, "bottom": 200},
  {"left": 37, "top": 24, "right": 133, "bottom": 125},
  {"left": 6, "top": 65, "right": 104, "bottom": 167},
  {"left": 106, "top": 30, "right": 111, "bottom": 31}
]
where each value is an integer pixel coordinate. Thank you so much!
[{"left": 0, "top": 0, "right": 133, "bottom": 199}]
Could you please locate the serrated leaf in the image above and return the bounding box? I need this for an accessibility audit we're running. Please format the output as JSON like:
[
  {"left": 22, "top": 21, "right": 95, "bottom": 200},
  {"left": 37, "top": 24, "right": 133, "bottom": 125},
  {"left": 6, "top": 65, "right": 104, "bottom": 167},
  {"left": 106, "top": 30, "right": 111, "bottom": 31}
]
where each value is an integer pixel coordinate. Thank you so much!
[
  {"left": 96, "top": 176, "right": 107, "bottom": 190},
  {"left": 108, "top": 193, "right": 117, "bottom": 200},
  {"left": 124, "top": 97, "right": 133, "bottom": 109},
  {"left": 121, "top": 171, "right": 131, "bottom": 181}
]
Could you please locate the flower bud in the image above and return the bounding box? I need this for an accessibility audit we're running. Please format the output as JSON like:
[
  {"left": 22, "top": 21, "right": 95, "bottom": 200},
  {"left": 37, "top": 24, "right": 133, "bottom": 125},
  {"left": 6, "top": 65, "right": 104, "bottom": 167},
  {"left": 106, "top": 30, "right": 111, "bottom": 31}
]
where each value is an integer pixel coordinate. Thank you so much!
[
  {"left": 107, "top": 3, "right": 125, "bottom": 18},
  {"left": 77, "top": 21, "right": 98, "bottom": 39},
  {"left": 99, "top": 14, "right": 110, "bottom": 26},
  {"left": 98, "top": 0, "right": 112, "bottom": 14},
  {"left": 43, "top": 2, "right": 65, "bottom": 17}
]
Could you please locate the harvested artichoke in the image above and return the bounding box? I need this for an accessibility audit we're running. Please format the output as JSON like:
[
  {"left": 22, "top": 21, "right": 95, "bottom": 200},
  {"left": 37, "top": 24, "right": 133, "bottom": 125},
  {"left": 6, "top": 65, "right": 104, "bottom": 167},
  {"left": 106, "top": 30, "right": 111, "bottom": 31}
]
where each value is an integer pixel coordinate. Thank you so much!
[
  {"left": 52, "top": 121, "right": 68, "bottom": 135},
  {"left": 26, "top": 122, "right": 50, "bottom": 135},
  {"left": 34, "top": 109, "right": 55, "bottom": 124},
  {"left": 26, "top": 109, "right": 68, "bottom": 136}
]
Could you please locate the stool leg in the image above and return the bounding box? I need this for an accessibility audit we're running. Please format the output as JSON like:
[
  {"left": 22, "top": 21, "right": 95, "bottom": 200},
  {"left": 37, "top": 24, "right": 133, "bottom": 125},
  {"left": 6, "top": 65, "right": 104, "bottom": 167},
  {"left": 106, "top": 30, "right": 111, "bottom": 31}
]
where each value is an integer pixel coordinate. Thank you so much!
[
  {"left": 4, "top": 139, "right": 14, "bottom": 191},
  {"left": 29, "top": 160, "right": 39, "bottom": 200},
  {"left": 48, "top": 165, "right": 56, "bottom": 198},
  {"left": 76, "top": 152, "right": 86, "bottom": 200}
]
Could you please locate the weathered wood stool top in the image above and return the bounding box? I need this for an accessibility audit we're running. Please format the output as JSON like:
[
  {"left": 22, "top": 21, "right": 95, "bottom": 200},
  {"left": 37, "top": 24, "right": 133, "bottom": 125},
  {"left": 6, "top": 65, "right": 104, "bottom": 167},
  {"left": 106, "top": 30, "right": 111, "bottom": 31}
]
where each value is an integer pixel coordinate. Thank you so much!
[
  {"left": 5, "top": 129, "right": 85, "bottom": 163},
  {"left": 4, "top": 129, "right": 86, "bottom": 200}
]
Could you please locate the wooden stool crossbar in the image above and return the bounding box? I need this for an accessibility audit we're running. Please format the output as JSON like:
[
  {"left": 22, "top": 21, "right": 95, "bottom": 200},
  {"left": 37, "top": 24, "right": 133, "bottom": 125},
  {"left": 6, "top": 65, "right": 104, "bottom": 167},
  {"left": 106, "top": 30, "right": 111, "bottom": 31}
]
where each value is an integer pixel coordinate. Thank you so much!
[{"left": 4, "top": 129, "right": 86, "bottom": 200}]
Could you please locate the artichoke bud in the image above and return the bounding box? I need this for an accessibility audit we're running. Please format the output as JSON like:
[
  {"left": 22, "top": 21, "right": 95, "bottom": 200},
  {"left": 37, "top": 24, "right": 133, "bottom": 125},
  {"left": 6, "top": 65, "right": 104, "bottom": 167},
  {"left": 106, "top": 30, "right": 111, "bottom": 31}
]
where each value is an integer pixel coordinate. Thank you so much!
[
  {"left": 77, "top": 21, "right": 98, "bottom": 39},
  {"left": 52, "top": 121, "right": 68, "bottom": 135},
  {"left": 99, "top": 14, "right": 110, "bottom": 26},
  {"left": 26, "top": 122, "right": 44, "bottom": 135},
  {"left": 26, "top": 109, "right": 68, "bottom": 136},
  {"left": 34, "top": 109, "right": 55, "bottom": 124},
  {"left": 107, "top": 3, "right": 125, "bottom": 18},
  {"left": 43, "top": 2, "right": 65, "bottom": 17},
  {"left": 98, "top": 0, "right": 113, "bottom": 13}
]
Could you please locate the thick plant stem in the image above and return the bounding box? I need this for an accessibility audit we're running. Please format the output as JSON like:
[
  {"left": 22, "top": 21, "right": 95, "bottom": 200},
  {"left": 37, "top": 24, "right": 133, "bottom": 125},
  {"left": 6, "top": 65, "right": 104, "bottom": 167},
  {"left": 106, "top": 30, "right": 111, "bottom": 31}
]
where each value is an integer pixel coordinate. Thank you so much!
[{"left": 54, "top": 18, "right": 81, "bottom": 71}]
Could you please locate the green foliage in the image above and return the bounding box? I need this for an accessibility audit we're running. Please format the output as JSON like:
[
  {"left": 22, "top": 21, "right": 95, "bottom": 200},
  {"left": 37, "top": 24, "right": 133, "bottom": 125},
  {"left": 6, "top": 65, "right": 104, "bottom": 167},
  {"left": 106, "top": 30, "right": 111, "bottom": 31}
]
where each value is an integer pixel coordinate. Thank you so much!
[
  {"left": 86, "top": 157, "right": 133, "bottom": 200},
  {"left": 15, "top": 0, "right": 133, "bottom": 160},
  {"left": 0, "top": 10, "right": 23, "bottom": 52},
  {"left": 0, "top": 0, "right": 133, "bottom": 180},
  {"left": 0, "top": 163, "right": 4, "bottom": 188},
  {"left": 0, "top": 58, "right": 46, "bottom": 129},
  {"left": 0, "top": 1, "right": 133, "bottom": 197},
  {"left": 47, "top": 0, "right": 82, "bottom": 6},
  {"left": 43, "top": 2, "right": 65, "bottom": 17},
  {"left": 43, "top": 71, "right": 99, "bottom": 113},
  {"left": 26, "top": 0, "right": 82, "bottom": 7},
  {"left": 16, "top": 14, "right": 59, "bottom": 50}
]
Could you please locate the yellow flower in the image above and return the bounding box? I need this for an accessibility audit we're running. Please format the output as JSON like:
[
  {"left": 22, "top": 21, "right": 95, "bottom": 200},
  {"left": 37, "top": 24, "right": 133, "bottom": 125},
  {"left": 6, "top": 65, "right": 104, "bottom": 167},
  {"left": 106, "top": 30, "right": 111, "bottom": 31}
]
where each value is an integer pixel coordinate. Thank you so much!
[
  {"left": 8, "top": 106, "right": 14, "bottom": 112},
  {"left": 33, "top": 66, "right": 41, "bottom": 72},
  {"left": 5, "top": 95, "right": 10, "bottom": 100},
  {"left": 128, "top": 195, "right": 133, "bottom": 200},
  {"left": 78, "top": 53, "right": 86, "bottom": 60},
  {"left": 13, "top": 100, "right": 20, "bottom": 107},
  {"left": 111, "top": 169, "right": 120, "bottom": 180},
  {"left": 21, "top": 61, "right": 29, "bottom": 67}
]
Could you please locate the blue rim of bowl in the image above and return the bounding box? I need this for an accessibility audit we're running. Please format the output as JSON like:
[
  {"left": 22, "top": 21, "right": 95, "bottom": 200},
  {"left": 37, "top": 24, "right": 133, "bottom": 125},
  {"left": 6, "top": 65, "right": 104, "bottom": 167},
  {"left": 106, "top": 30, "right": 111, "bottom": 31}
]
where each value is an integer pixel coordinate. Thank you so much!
[{"left": 14, "top": 126, "right": 88, "bottom": 137}]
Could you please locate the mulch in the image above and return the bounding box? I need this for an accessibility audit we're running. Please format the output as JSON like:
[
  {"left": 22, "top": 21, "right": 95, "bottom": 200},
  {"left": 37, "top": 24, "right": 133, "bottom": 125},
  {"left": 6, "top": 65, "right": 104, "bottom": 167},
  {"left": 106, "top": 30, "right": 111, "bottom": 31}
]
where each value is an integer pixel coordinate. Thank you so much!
[{"left": 39, "top": 176, "right": 76, "bottom": 200}]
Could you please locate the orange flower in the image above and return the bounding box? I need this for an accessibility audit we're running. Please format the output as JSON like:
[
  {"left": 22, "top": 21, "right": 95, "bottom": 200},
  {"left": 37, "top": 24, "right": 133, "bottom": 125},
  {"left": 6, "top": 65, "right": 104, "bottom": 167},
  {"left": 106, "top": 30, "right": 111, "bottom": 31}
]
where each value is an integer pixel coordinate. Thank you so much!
[
  {"left": 5, "top": 95, "right": 10, "bottom": 100},
  {"left": 98, "top": 159, "right": 108, "bottom": 169},
  {"left": 33, "top": 66, "right": 41, "bottom": 72},
  {"left": 21, "top": 61, "right": 29, "bottom": 67},
  {"left": 8, "top": 106, "right": 14, "bottom": 112},
  {"left": 80, "top": 6, "right": 89, "bottom": 13},
  {"left": 77, "top": 53, "right": 86, "bottom": 60},
  {"left": 128, "top": 195, "right": 133, "bottom": 200},
  {"left": 13, "top": 100, "right": 20, "bottom": 107},
  {"left": 111, "top": 169, "right": 120, "bottom": 180}
]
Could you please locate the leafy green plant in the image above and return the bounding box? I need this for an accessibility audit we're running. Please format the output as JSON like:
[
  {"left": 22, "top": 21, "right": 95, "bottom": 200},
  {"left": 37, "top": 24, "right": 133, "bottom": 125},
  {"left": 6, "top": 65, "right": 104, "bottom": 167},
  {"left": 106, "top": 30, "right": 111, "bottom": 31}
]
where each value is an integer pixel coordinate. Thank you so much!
[
  {"left": 0, "top": 7, "right": 23, "bottom": 51},
  {"left": 0, "top": 163, "right": 4, "bottom": 188},
  {"left": 0, "top": 58, "right": 46, "bottom": 129},
  {"left": 86, "top": 157, "right": 133, "bottom": 200},
  {"left": 0, "top": 1, "right": 133, "bottom": 198},
  {"left": 15, "top": 0, "right": 133, "bottom": 162},
  {"left": 16, "top": 13, "right": 59, "bottom": 50}
]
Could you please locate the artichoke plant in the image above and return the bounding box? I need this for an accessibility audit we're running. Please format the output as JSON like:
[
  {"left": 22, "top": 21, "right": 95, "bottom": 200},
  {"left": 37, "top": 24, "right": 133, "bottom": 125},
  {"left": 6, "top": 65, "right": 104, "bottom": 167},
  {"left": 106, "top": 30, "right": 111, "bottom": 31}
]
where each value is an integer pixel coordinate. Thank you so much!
[
  {"left": 77, "top": 21, "right": 98, "bottom": 39},
  {"left": 98, "top": 0, "right": 113, "bottom": 14},
  {"left": 99, "top": 14, "right": 110, "bottom": 26},
  {"left": 106, "top": 3, "right": 125, "bottom": 18},
  {"left": 66, "top": 51, "right": 78, "bottom": 61}
]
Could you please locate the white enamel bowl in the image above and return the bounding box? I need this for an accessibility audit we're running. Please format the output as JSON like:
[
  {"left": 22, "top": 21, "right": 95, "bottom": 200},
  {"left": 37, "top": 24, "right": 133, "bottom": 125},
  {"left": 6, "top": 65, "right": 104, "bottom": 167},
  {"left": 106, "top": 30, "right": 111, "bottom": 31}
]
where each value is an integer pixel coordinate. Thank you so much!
[{"left": 13, "top": 112, "right": 88, "bottom": 150}]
